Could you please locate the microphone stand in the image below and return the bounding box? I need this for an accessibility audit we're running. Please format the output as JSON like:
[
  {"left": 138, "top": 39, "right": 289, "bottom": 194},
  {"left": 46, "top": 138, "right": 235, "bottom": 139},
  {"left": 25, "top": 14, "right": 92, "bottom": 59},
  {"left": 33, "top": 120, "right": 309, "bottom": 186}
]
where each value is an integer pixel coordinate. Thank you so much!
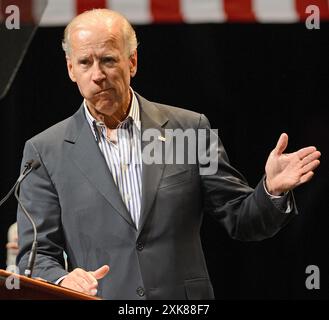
[{"left": 0, "top": 159, "right": 40, "bottom": 278}]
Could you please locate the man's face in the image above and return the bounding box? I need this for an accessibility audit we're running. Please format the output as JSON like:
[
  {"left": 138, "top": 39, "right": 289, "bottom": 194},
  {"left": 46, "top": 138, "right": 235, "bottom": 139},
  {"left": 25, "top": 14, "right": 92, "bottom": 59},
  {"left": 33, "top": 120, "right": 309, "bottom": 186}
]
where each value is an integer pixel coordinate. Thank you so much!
[{"left": 66, "top": 22, "right": 137, "bottom": 117}]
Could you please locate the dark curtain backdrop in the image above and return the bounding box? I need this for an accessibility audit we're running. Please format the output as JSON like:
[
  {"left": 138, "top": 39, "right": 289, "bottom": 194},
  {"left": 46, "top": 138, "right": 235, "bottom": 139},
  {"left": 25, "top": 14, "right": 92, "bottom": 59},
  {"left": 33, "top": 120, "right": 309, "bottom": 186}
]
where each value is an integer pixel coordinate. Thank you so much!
[{"left": 0, "top": 23, "right": 328, "bottom": 299}]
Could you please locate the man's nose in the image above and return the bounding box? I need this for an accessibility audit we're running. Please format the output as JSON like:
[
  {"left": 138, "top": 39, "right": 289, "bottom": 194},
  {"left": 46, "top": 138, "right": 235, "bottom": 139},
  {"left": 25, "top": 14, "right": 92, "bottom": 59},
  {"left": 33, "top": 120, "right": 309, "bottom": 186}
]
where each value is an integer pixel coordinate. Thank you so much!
[{"left": 91, "top": 63, "right": 106, "bottom": 83}]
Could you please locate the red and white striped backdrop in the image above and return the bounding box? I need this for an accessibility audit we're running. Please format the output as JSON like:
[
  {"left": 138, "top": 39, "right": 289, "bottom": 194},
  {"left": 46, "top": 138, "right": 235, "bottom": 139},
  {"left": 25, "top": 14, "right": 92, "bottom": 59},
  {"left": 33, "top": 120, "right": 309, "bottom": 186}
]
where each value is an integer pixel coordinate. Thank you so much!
[{"left": 1, "top": 0, "right": 329, "bottom": 25}]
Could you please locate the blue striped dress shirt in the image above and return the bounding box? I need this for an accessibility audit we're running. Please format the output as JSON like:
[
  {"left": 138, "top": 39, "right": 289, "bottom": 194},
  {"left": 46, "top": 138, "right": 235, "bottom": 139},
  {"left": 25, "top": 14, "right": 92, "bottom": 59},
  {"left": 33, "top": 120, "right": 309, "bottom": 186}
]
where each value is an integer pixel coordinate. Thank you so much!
[{"left": 84, "top": 91, "right": 142, "bottom": 228}]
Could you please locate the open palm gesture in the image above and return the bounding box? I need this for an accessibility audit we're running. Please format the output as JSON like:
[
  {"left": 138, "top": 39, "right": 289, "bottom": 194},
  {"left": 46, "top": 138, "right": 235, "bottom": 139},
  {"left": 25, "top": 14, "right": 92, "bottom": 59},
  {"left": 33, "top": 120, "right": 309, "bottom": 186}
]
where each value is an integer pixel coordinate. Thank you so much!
[{"left": 265, "top": 133, "right": 321, "bottom": 196}]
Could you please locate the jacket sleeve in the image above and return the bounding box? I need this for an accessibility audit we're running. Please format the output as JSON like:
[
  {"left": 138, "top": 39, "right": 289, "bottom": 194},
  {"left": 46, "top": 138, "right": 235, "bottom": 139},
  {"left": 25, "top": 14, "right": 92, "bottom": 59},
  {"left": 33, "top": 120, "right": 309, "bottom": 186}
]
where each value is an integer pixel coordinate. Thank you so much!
[
  {"left": 198, "top": 114, "right": 297, "bottom": 241},
  {"left": 17, "top": 140, "right": 68, "bottom": 282}
]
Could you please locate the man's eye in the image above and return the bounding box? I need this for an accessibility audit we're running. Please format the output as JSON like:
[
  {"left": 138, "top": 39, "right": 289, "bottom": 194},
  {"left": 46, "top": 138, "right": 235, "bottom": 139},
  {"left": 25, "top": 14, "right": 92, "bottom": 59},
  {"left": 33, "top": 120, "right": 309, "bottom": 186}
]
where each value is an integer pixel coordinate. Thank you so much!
[
  {"left": 79, "top": 59, "right": 90, "bottom": 65},
  {"left": 102, "top": 57, "right": 115, "bottom": 64}
]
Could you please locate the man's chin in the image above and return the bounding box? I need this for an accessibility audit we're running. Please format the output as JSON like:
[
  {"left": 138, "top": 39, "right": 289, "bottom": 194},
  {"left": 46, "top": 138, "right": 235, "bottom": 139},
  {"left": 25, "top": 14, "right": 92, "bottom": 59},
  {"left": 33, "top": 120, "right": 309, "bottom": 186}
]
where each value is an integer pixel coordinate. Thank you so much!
[{"left": 93, "top": 101, "right": 119, "bottom": 116}]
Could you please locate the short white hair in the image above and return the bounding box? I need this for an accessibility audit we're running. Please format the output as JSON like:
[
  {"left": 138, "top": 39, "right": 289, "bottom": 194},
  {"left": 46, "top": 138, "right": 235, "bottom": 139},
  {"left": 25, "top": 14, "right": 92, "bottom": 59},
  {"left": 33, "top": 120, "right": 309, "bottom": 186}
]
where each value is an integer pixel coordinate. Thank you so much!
[{"left": 62, "top": 9, "right": 138, "bottom": 57}]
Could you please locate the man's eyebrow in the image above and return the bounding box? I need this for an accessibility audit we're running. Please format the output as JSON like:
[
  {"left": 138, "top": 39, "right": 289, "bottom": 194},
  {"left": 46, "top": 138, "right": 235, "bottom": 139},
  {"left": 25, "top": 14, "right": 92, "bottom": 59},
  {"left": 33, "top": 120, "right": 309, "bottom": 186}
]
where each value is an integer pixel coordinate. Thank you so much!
[
  {"left": 76, "top": 54, "right": 90, "bottom": 59},
  {"left": 101, "top": 53, "right": 118, "bottom": 59},
  {"left": 78, "top": 52, "right": 94, "bottom": 58}
]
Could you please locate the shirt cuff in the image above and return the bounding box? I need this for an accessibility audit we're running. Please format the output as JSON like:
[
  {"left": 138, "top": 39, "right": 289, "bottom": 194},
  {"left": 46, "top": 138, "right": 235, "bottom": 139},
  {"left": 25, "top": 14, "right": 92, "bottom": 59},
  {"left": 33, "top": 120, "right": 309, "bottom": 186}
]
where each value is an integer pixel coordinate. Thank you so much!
[
  {"left": 55, "top": 275, "right": 67, "bottom": 285},
  {"left": 263, "top": 178, "right": 293, "bottom": 213}
]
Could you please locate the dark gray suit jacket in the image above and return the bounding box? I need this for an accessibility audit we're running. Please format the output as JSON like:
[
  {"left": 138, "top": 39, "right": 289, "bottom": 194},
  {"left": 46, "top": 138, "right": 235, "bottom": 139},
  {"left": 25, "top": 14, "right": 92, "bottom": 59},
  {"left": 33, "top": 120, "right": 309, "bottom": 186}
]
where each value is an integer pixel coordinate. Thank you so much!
[{"left": 17, "top": 93, "right": 296, "bottom": 299}]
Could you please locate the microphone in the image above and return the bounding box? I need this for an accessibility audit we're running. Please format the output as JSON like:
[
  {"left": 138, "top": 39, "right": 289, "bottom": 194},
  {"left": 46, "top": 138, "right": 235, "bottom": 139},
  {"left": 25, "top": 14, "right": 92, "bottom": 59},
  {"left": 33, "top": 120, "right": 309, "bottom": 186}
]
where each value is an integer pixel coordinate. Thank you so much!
[
  {"left": 0, "top": 160, "right": 34, "bottom": 207},
  {"left": 0, "top": 159, "right": 41, "bottom": 278},
  {"left": 14, "top": 159, "right": 41, "bottom": 278}
]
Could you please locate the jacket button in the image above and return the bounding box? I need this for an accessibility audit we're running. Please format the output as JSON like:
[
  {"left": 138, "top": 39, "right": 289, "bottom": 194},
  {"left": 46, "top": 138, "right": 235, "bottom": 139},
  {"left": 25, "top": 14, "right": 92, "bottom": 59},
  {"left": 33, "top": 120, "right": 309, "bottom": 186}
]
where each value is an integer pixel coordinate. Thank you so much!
[
  {"left": 136, "top": 242, "right": 144, "bottom": 251},
  {"left": 136, "top": 287, "right": 145, "bottom": 297}
]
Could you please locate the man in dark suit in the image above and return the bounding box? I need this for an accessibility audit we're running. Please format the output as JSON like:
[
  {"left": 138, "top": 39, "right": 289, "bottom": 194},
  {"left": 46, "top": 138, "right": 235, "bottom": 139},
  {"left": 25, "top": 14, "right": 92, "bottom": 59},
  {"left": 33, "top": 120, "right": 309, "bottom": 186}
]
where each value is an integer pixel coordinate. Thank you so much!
[{"left": 17, "top": 9, "right": 321, "bottom": 299}]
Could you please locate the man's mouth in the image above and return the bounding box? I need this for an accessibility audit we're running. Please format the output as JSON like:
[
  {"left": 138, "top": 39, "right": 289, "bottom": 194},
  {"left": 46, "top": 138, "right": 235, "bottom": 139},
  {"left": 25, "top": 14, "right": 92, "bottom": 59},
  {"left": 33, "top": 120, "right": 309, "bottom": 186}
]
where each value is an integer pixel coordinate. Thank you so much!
[{"left": 96, "top": 88, "right": 111, "bottom": 94}]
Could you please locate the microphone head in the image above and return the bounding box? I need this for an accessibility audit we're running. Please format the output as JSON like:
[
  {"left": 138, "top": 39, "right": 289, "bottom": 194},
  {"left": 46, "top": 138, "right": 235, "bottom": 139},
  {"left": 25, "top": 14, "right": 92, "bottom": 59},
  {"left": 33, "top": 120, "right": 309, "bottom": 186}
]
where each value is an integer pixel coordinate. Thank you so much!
[
  {"left": 24, "top": 160, "right": 34, "bottom": 168},
  {"left": 31, "top": 160, "right": 41, "bottom": 170}
]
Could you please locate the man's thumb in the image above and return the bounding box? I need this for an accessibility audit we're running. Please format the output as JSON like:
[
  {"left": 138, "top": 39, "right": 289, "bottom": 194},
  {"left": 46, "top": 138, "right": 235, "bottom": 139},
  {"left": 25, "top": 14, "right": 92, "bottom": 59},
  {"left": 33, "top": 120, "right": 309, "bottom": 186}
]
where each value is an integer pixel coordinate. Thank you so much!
[
  {"left": 274, "top": 133, "right": 288, "bottom": 155},
  {"left": 91, "top": 265, "right": 110, "bottom": 280}
]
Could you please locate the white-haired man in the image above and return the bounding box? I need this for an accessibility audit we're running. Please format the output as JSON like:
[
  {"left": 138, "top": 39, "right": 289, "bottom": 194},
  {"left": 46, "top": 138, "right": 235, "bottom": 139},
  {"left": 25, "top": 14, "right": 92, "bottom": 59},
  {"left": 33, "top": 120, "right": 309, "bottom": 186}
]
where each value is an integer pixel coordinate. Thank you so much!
[{"left": 17, "top": 9, "right": 320, "bottom": 299}]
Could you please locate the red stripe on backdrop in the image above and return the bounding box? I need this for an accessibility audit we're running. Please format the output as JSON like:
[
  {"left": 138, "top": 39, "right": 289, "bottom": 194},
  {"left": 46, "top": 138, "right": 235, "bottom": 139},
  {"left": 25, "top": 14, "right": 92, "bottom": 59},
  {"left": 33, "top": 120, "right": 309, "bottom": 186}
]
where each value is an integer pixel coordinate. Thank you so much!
[
  {"left": 1, "top": 0, "right": 34, "bottom": 24},
  {"left": 223, "top": 0, "right": 255, "bottom": 22},
  {"left": 19, "top": 0, "right": 34, "bottom": 23},
  {"left": 76, "top": 0, "right": 107, "bottom": 15},
  {"left": 150, "top": 0, "right": 183, "bottom": 23},
  {"left": 295, "top": 0, "right": 329, "bottom": 20},
  {"left": 0, "top": 1, "right": 8, "bottom": 23}
]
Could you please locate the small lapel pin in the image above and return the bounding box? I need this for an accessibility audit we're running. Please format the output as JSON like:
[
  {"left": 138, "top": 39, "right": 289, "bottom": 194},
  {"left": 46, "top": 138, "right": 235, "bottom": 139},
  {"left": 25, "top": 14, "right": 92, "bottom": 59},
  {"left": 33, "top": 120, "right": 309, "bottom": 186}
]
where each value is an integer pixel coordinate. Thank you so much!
[{"left": 158, "top": 136, "right": 166, "bottom": 142}]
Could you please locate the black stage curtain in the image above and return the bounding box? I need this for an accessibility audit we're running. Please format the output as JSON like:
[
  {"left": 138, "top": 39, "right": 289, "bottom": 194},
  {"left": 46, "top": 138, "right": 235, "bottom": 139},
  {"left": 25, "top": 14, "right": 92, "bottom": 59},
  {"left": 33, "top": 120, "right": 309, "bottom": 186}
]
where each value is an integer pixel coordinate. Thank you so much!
[{"left": 0, "top": 23, "right": 328, "bottom": 299}]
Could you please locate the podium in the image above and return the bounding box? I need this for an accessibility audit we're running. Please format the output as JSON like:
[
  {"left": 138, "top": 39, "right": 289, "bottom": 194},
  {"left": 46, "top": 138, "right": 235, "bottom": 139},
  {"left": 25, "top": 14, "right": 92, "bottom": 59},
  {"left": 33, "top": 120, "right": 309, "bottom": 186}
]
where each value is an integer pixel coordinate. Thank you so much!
[{"left": 0, "top": 269, "right": 100, "bottom": 300}]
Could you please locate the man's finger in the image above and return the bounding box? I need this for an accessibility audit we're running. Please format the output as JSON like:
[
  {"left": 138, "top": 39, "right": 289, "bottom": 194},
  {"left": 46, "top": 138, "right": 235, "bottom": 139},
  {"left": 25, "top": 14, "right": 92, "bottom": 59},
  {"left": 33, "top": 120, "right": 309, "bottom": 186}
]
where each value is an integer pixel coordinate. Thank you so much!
[
  {"left": 90, "top": 265, "right": 110, "bottom": 280},
  {"left": 73, "top": 276, "right": 92, "bottom": 293},
  {"left": 299, "top": 171, "right": 314, "bottom": 185},
  {"left": 70, "top": 281, "right": 86, "bottom": 294},
  {"left": 302, "top": 151, "right": 321, "bottom": 166},
  {"left": 274, "top": 133, "right": 288, "bottom": 156},
  {"left": 78, "top": 270, "right": 98, "bottom": 288},
  {"left": 301, "top": 160, "right": 320, "bottom": 175},
  {"left": 60, "top": 268, "right": 99, "bottom": 296},
  {"left": 297, "top": 146, "right": 318, "bottom": 161}
]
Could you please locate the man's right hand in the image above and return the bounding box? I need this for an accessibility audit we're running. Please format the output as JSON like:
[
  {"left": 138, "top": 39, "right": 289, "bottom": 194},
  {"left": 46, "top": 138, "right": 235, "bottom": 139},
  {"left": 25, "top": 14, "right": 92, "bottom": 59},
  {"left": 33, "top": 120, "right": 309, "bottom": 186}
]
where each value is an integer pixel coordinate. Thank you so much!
[{"left": 59, "top": 265, "right": 110, "bottom": 296}]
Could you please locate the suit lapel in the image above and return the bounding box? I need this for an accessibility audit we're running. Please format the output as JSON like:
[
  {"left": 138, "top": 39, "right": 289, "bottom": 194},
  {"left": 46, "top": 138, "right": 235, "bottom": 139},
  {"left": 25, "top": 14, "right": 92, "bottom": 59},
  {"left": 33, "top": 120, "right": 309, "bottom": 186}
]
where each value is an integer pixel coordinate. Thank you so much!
[
  {"left": 136, "top": 94, "right": 169, "bottom": 236},
  {"left": 64, "top": 105, "right": 135, "bottom": 229}
]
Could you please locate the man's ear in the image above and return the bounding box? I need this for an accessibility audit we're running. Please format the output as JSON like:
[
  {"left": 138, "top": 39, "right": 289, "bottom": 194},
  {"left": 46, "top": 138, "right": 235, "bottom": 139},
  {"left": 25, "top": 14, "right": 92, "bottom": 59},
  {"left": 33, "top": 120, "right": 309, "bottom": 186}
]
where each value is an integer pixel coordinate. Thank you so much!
[
  {"left": 66, "top": 56, "right": 77, "bottom": 82},
  {"left": 129, "top": 50, "right": 138, "bottom": 78}
]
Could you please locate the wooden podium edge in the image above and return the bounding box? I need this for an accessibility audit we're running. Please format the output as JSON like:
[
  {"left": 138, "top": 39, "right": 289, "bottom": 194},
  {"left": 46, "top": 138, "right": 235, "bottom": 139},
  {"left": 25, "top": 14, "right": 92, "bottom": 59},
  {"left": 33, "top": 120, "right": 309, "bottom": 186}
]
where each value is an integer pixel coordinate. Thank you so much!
[{"left": 0, "top": 269, "right": 101, "bottom": 300}]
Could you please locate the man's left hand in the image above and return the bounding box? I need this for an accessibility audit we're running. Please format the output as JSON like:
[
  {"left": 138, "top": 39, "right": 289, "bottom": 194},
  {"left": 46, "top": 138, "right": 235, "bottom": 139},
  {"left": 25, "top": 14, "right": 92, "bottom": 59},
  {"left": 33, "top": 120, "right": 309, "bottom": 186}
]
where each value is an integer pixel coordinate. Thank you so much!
[{"left": 265, "top": 133, "right": 321, "bottom": 196}]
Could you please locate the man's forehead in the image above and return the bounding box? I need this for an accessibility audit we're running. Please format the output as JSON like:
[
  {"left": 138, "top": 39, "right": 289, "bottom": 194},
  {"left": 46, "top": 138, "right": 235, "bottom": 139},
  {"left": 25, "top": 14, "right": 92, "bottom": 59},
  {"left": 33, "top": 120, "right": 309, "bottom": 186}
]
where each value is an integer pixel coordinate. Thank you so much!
[
  {"left": 70, "top": 25, "right": 123, "bottom": 52},
  {"left": 70, "top": 18, "right": 122, "bottom": 38}
]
